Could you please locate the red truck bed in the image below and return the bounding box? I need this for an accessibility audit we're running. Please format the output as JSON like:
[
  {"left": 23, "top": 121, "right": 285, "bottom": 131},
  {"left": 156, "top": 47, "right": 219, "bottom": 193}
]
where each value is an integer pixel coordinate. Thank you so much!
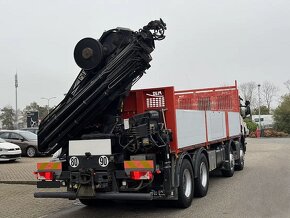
[{"left": 122, "top": 82, "right": 241, "bottom": 153}]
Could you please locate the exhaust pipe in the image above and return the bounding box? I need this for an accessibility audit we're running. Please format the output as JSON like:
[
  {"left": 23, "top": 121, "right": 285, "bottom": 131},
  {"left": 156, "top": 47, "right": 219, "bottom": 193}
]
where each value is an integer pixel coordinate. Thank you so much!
[{"left": 34, "top": 192, "right": 76, "bottom": 200}]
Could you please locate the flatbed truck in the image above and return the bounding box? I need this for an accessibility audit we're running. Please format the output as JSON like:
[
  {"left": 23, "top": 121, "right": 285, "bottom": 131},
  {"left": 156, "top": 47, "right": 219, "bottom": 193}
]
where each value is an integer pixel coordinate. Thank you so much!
[{"left": 34, "top": 19, "right": 250, "bottom": 208}]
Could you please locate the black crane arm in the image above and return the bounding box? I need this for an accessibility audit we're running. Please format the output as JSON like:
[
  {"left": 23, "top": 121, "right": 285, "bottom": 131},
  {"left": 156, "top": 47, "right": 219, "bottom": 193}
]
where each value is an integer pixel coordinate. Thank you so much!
[{"left": 38, "top": 19, "right": 166, "bottom": 154}]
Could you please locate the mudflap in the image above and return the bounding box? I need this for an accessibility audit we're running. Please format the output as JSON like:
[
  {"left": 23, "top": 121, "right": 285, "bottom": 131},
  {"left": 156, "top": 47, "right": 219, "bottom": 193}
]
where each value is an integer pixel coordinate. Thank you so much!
[{"left": 77, "top": 185, "right": 96, "bottom": 198}]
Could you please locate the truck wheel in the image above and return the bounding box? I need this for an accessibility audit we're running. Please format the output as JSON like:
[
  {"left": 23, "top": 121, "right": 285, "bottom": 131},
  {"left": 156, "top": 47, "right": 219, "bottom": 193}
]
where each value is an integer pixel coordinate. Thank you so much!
[
  {"left": 235, "top": 147, "right": 245, "bottom": 171},
  {"left": 221, "top": 146, "right": 235, "bottom": 177},
  {"left": 194, "top": 153, "right": 209, "bottom": 197},
  {"left": 177, "top": 159, "right": 194, "bottom": 208},
  {"left": 26, "top": 147, "right": 36, "bottom": 157}
]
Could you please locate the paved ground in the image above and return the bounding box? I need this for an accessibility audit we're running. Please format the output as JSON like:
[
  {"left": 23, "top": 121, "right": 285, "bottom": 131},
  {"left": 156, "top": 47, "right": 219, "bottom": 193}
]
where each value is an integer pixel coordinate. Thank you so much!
[
  {"left": 0, "top": 156, "right": 75, "bottom": 218},
  {"left": 0, "top": 156, "right": 50, "bottom": 182},
  {"left": 0, "top": 138, "right": 290, "bottom": 218},
  {"left": 0, "top": 184, "right": 73, "bottom": 218}
]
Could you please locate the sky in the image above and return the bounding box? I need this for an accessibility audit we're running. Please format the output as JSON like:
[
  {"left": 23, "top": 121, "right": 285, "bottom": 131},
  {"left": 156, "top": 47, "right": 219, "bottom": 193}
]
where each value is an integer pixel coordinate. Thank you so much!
[{"left": 0, "top": 0, "right": 290, "bottom": 110}]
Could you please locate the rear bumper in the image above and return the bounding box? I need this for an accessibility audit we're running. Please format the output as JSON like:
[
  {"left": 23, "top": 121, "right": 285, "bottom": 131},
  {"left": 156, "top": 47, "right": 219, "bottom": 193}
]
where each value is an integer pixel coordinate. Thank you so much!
[{"left": 34, "top": 191, "right": 153, "bottom": 200}]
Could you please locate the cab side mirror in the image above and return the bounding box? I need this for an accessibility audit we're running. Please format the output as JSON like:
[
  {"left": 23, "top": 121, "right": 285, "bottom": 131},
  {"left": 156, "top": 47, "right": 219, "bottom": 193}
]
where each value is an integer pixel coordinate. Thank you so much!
[
  {"left": 245, "top": 106, "right": 251, "bottom": 116},
  {"left": 244, "top": 100, "right": 251, "bottom": 116}
]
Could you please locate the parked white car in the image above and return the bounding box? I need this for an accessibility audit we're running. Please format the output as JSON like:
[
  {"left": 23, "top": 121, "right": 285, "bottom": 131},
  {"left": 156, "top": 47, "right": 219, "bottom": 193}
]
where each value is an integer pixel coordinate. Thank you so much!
[{"left": 0, "top": 138, "right": 21, "bottom": 161}]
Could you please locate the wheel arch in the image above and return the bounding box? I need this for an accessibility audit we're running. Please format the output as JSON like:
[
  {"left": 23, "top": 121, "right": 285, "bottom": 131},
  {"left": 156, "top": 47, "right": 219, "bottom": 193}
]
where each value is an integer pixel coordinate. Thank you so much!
[
  {"left": 225, "top": 139, "right": 238, "bottom": 159},
  {"left": 240, "top": 135, "right": 246, "bottom": 153},
  {"left": 231, "top": 139, "right": 242, "bottom": 160}
]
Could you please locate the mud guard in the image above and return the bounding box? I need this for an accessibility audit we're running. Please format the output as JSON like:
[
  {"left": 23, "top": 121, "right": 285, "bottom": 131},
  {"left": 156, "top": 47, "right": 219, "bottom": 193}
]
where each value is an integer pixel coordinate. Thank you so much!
[
  {"left": 191, "top": 148, "right": 208, "bottom": 179},
  {"left": 223, "top": 140, "right": 240, "bottom": 170},
  {"left": 174, "top": 152, "right": 193, "bottom": 188}
]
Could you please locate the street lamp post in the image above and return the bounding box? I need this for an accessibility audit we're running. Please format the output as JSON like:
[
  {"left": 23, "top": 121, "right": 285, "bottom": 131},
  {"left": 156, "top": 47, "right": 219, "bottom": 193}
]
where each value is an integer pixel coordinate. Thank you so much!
[
  {"left": 258, "top": 84, "right": 261, "bottom": 131},
  {"left": 41, "top": 97, "right": 56, "bottom": 114},
  {"left": 15, "top": 73, "right": 18, "bottom": 129}
]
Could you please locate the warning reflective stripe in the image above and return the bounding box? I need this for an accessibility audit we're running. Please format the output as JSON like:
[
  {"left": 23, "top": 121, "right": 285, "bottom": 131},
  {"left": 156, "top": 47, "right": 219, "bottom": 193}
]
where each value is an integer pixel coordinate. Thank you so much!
[
  {"left": 37, "top": 162, "right": 62, "bottom": 171},
  {"left": 124, "top": 160, "right": 154, "bottom": 170}
]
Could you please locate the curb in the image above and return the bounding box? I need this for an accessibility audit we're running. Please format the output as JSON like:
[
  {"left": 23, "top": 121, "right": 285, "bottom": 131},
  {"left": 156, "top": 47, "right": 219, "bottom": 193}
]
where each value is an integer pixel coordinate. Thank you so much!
[{"left": 0, "top": 181, "right": 37, "bottom": 185}]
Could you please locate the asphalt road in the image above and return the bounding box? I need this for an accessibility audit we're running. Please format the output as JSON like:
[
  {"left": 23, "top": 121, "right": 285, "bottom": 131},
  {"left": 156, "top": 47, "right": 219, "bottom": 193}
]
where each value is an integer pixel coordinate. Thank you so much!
[{"left": 1, "top": 138, "right": 290, "bottom": 218}]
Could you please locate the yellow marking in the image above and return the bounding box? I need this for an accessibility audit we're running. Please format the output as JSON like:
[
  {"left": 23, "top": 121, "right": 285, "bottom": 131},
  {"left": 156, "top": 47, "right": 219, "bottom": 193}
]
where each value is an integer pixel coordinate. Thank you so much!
[
  {"left": 124, "top": 160, "right": 154, "bottom": 169},
  {"left": 37, "top": 162, "right": 61, "bottom": 170}
]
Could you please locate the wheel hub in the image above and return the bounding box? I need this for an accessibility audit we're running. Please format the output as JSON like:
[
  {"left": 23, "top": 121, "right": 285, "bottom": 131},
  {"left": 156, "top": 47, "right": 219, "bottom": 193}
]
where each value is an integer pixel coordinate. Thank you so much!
[
  {"left": 183, "top": 169, "right": 192, "bottom": 197},
  {"left": 229, "top": 153, "right": 234, "bottom": 170},
  {"left": 200, "top": 162, "right": 208, "bottom": 187}
]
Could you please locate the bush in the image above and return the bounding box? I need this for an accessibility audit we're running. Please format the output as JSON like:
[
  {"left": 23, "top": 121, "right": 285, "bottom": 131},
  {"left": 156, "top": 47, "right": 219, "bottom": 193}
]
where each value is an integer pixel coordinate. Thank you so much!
[
  {"left": 273, "top": 94, "right": 290, "bottom": 134},
  {"left": 244, "top": 118, "right": 258, "bottom": 133},
  {"left": 263, "top": 129, "right": 288, "bottom": 137}
]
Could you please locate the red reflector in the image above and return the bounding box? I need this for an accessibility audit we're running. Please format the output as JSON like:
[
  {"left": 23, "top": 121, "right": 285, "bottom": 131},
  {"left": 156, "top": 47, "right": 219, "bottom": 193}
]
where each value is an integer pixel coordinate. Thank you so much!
[
  {"left": 37, "top": 172, "right": 54, "bottom": 180},
  {"left": 130, "top": 171, "right": 153, "bottom": 180},
  {"left": 155, "top": 169, "right": 161, "bottom": 174}
]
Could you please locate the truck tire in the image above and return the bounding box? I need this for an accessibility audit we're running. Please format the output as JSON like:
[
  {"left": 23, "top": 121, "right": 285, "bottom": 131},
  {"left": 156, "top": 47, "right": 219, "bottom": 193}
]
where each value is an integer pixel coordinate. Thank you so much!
[
  {"left": 235, "top": 146, "right": 245, "bottom": 171},
  {"left": 221, "top": 146, "right": 235, "bottom": 177},
  {"left": 177, "top": 159, "right": 194, "bottom": 208},
  {"left": 194, "top": 153, "right": 209, "bottom": 197},
  {"left": 26, "top": 146, "right": 36, "bottom": 157}
]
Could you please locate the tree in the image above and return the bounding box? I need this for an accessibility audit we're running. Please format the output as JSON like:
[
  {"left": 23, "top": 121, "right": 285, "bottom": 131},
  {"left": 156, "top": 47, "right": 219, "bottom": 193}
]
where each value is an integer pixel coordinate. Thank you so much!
[
  {"left": 284, "top": 80, "right": 290, "bottom": 93},
  {"left": 252, "top": 105, "right": 270, "bottom": 115},
  {"left": 244, "top": 118, "right": 258, "bottom": 133},
  {"left": 239, "top": 82, "right": 257, "bottom": 108},
  {"left": 261, "top": 81, "right": 279, "bottom": 111},
  {"left": 0, "top": 106, "right": 15, "bottom": 129},
  {"left": 273, "top": 94, "right": 290, "bottom": 133}
]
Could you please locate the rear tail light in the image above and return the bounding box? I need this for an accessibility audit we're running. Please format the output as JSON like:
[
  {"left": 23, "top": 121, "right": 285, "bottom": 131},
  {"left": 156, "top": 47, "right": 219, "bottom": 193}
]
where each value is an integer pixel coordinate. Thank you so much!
[
  {"left": 34, "top": 161, "right": 62, "bottom": 181},
  {"left": 34, "top": 171, "right": 54, "bottom": 180},
  {"left": 130, "top": 171, "right": 153, "bottom": 180}
]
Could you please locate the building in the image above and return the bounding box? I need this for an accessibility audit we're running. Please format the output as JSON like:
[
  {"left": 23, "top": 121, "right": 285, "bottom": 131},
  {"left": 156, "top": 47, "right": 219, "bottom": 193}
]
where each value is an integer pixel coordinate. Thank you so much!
[{"left": 252, "top": 115, "right": 274, "bottom": 129}]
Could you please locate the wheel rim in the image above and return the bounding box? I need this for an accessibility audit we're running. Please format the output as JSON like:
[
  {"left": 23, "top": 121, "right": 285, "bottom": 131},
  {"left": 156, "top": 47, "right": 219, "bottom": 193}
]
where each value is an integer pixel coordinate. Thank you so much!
[
  {"left": 240, "top": 149, "right": 244, "bottom": 165},
  {"left": 200, "top": 162, "right": 208, "bottom": 187},
  {"left": 27, "top": 147, "right": 35, "bottom": 157},
  {"left": 183, "top": 169, "right": 192, "bottom": 197},
  {"left": 229, "top": 153, "right": 234, "bottom": 170}
]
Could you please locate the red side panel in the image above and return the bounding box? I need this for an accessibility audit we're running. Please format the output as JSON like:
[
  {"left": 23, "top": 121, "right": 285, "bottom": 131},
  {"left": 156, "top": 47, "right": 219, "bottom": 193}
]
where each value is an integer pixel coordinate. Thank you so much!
[
  {"left": 122, "top": 87, "right": 178, "bottom": 153},
  {"left": 225, "top": 112, "right": 230, "bottom": 138},
  {"left": 175, "top": 82, "right": 240, "bottom": 140},
  {"left": 122, "top": 82, "right": 240, "bottom": 154},
  {"left": 175, "top": 83, "right": 240, "bottom": 112}
]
